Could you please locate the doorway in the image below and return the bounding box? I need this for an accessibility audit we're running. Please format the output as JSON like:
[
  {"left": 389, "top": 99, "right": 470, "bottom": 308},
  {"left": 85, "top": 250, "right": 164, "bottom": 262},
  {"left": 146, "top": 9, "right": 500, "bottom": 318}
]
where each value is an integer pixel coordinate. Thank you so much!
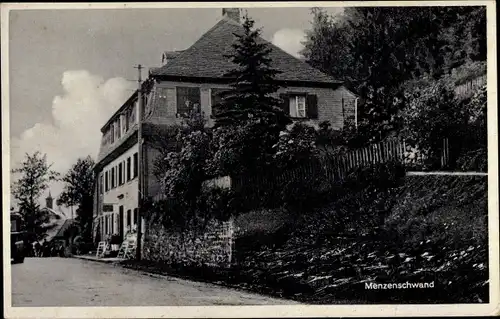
[{"left": 119, "top": 206, "right": 124, "bottom": 242}]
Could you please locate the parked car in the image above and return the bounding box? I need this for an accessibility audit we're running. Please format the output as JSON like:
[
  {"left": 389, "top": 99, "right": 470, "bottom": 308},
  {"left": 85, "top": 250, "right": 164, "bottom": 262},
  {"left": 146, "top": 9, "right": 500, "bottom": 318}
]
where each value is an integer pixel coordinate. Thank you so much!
[
  {"left": 11, "top": 212, "right": 25, "bottom": 263},
  {"left": 11, "top": 231, "right": 25, "bottom": 264}
]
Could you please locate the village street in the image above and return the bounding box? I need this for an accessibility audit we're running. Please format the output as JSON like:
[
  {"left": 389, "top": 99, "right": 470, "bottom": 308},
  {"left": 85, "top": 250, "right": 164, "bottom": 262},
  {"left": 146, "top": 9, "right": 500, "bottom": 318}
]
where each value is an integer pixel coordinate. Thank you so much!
[{"left": 11, "top": 257, "right": 295, "bottom": 306}]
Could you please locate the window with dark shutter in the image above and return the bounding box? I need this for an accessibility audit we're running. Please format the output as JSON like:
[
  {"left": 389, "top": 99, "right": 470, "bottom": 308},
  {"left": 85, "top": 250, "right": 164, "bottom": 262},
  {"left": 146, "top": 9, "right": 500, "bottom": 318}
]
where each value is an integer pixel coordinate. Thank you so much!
[
  {"left": 127, "top": 209, "right": 131, "bottom": 227},
  {"left": 279, "top": 94, "right": 290, "bottom": 116},
  {"left": 133, "top": 152, "right": 138, "bottom": 178},
  {"left": 105, "top": 215, "right": 108, "bottom": 234},
  {"left": 100, "top": 174, "right": 104, "bottom": 195},
  {"left": 118, "top": 162, "right": 123, "bottom": 185},
  {"left": 105, "top": 171, "right": 109, "bottom": 191},
  {"left": 176, "top": 87, "right": 201, "bottom": 117},
  {"left": 127, "top": 157, "right": 131, "bottom": 181},
  {"left": 306, "top": 94, "right": 318, "bottom": 119},
  {"left": 210, "top": 88, "right": 226, "bottom": 117},
  {"left": 133, "top": 208, "right": 138, "bottom": 225},
  {"left": 111, "top": 167, "right": 115, "bottom": 188}
]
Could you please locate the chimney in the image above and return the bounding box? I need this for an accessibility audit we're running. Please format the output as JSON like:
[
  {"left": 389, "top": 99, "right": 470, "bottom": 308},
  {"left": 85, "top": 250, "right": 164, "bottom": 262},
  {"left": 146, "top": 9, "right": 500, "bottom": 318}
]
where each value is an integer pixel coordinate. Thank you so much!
[{"left": 222, "top": 8, "right": 240, "bottom": 23}]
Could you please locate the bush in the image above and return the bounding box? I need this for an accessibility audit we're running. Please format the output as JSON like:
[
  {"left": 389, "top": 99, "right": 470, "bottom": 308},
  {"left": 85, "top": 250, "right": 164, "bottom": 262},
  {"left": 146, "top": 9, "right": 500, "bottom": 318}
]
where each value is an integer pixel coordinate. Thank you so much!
[
  {"left": 273, "top": 122, "right": 318, "bottom": 169},
  {"left": 402, "top": 81, "right": 468, "bottom": 169},
  {"left": 456, "top": 149, "right": 487, "bottom": 172},
  {"left": 343, "top": 160, "right": 406, "bottom": 192},
  {"left": 197, "top": 187, "right": 238, "bottom": 223}
]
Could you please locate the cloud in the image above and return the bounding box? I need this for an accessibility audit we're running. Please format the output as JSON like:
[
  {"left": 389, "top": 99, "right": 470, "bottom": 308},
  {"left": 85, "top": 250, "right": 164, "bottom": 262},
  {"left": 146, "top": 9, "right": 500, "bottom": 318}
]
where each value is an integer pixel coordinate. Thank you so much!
[
  {"left": 10, "top": 70, "right": 134, "bottom": 209},
  {"left": 271, "top": 28, "right": 307, "bottom": 59}
]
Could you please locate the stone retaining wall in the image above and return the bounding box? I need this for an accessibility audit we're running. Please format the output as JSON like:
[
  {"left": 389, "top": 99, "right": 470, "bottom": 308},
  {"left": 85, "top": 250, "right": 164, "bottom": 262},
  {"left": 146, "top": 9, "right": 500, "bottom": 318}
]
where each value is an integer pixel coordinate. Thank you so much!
[{"left": 143, "top": 219, "right": 235, "bottom": 268}]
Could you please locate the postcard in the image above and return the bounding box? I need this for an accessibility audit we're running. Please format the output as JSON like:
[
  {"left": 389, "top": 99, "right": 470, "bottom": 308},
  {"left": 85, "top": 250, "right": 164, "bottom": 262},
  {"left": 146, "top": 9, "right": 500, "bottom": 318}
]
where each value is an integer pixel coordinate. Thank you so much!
[{"left": 2, "top": 1, "right": 498, "bottom": 318}]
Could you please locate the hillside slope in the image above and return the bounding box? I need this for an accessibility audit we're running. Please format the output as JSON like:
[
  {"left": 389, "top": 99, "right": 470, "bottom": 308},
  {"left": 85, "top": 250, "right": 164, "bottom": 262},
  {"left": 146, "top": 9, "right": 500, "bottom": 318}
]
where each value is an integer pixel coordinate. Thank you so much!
[{"left": 234, "top": 174, "right": 488, "bottom": 303}]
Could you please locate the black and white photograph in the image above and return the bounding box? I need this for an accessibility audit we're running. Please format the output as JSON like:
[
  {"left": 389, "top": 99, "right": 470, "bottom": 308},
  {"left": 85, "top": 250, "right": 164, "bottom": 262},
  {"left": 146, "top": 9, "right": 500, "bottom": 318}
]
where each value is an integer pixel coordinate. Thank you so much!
[{"left": 2, "top": 2, "right": 498, "bottom": 318}]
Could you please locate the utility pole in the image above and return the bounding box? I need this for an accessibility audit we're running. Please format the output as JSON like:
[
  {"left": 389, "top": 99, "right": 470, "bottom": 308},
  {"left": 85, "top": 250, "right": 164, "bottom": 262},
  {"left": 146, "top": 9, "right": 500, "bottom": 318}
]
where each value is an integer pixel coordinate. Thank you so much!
[{"left": 135, "top": 64, "right": 143, "bottom": 261}]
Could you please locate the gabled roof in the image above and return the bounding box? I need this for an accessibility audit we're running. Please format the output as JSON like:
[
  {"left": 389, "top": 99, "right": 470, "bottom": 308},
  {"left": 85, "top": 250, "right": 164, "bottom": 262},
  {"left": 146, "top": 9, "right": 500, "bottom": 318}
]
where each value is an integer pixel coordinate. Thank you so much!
[{"left": 151, "top": 17, "right": 341, "bottom": 85}]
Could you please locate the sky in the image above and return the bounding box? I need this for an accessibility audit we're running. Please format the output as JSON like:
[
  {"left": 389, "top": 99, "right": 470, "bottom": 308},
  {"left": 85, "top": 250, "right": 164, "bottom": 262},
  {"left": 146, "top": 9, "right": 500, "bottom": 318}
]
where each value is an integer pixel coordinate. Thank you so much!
[{"left": 8, "top": 6, "right": 343, "bottom": 208}]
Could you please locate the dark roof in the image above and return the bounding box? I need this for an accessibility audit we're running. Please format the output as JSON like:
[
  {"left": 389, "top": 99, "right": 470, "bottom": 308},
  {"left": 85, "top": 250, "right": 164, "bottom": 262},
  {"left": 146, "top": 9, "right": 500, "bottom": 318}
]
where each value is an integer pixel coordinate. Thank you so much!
[{"left": 151, "top": 17, "right": 341, "bottom": 85}]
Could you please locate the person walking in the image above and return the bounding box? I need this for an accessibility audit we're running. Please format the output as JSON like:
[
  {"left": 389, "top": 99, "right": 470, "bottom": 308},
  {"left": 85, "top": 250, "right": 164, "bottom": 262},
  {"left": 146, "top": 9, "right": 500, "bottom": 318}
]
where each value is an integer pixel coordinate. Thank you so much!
[
  {"left": 42, "top": 239, "right": 49, "bottom": 257},
  {"left": 34, "top": 241, "right": 41, "bottom": 257}
]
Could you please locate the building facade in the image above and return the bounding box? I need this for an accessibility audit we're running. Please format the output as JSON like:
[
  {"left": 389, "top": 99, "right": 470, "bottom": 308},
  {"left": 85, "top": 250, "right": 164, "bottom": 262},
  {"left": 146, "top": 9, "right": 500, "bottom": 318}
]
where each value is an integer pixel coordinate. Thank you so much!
[{"left": 93, "top": 8, "right": 357, "bottom": 243}]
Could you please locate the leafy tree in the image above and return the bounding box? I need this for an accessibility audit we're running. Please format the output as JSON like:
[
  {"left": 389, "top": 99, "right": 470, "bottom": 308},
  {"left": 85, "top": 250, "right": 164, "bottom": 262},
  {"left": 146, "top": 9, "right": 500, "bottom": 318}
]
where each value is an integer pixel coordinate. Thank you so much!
[
  {"left": 401, "top": 81, "right": 468, "bottom": 169},
  {"left": 151, "top": 110, "right": 215, "bottom": 232},
  {"left": 211, "top": 13, "right": 291, "bottom": 175},
  {"left": 455, "top": 85, "right": 487, "bottom": 171},
  {"left": 58, "top": 156, "right": 95, "bottom": 242},
  {"left": 11, "top": 151, "right": 59, "bottom": 237},
  {"left": 302, "top": 6, "right": 486, "bottom": 142}
]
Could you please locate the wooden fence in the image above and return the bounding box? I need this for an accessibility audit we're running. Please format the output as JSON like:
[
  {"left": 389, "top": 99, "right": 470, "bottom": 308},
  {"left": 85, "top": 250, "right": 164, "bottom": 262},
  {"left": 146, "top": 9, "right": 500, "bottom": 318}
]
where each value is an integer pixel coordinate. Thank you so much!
[
  {"left": 324, "top": 138, "right": 407, "bottom": 179},
  {"left": 156, "top": 137, "right": 450, "bottom": 204},
  {"left": 231, "top": 137, "right": 450, "bottom": 195},
  {"left": 454, "top": 75, "right": 486, "bottom": 99}
]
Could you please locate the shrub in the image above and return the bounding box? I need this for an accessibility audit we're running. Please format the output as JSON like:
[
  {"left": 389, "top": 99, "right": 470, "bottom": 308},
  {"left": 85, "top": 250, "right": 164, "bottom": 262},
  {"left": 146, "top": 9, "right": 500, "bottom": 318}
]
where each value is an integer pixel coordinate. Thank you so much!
[
  {"left": 456, "top": 149, "right": 487, "bottom": 172},
  {"left": 273, "top": 122, "right": 318, "bottom": 169},
  {"left": 343, "top": 160, "right": 406, "bottom": 193}
]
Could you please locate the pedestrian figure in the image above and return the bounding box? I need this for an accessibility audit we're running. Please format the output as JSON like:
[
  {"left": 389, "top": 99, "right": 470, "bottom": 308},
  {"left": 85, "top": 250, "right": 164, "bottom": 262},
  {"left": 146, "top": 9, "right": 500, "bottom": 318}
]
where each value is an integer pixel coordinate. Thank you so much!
[
  {"left": 34, "top": 241, "right": 41, "bottom": 257},
  {"left": 42, "top": 239, "right": 49, "bottom": 257}
]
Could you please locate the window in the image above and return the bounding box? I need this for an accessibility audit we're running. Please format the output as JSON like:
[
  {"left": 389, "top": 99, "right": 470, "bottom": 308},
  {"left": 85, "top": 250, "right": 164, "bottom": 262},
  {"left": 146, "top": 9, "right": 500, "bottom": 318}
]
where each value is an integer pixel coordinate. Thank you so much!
[
  {"left": 116, "top": 119, "right": 121, "bottom": 139},
  {"left": 111, "top": 214, "right": 114, "bottom": 234},
  {"left": 290, "top": 96, "right": 306, "bottom": 118},
  {"left": 105, "top": 215, "right": 109, "bottom": 234},
  {"left": 210, "top": 88, "right": 227, "bottom": 117},
  {"left": 133, "top": 208, "right": 138, "bottom": 225},
  {"left": 118, "top": 163, "right": 123, "bottom": 185},
  {"left": 110, "top": 124, "right": 115, "bottom": 144},
  {"left": 133, "top": 152, "right": 138, "bottom": 178},
  {"left": 111, "top": 167, "right": 116, "bottom": 189},
  {"left": 105, "top": 171, "right": 109, "bottom": 191},
  {"left": 127, "top": 209, "right": 131, "bottom": 227},
  {"left": 176, "top": 87, "right": 201, "bottom": 117},
  {"left": 127, "top": 157, "right": 131, "bottom": 181},
  {"left": 100, "top": 174, "right": 104, "bottom": 195},
  {"left": 280, "top": 93, "right": 318, "bottom": 119},
  {"left": 128, "top": 104, "right": 137, "bottom": 126}
]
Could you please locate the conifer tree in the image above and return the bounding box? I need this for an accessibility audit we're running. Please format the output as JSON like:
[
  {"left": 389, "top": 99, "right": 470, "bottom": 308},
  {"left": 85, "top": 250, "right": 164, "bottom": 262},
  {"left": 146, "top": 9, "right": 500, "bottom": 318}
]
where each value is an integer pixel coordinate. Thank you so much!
[
  {"left": 211, "top": 13, "right": 292, "bottom": 176},
  {"left": 213, "top": 13, "right": 290, "bottom": 129}
]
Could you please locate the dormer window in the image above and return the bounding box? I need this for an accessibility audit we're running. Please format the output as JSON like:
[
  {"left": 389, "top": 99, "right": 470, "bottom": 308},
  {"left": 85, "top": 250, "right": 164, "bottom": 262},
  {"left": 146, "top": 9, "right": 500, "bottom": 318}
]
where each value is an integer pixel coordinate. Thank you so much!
[
  {"left": 110, "top": 123, "right": 115, "bottom": 144},
  {"left": 116, "top": 119, "right": 121, "bottom": 139}
]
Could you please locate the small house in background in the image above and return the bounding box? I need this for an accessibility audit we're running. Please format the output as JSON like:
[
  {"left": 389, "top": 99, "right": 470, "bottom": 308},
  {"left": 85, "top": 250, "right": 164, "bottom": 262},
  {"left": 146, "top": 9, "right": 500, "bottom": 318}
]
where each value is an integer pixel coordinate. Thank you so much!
[
  {"left": 92, "top": 8, "right": 358, "bottom": 244},
  {"left": 39, "top": 191, "right": 69, "bottom": 243}
]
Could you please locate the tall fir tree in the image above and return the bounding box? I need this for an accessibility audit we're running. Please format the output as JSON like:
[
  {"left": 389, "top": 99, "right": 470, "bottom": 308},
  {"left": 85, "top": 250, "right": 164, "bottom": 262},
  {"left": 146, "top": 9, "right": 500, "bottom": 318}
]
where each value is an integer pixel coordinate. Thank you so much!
[
  {"left": 213, "top": 13, "right": 290, "bottom": 129},
  {"left": 210, "top": 13, "right": 291, "bottom": 176}
]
